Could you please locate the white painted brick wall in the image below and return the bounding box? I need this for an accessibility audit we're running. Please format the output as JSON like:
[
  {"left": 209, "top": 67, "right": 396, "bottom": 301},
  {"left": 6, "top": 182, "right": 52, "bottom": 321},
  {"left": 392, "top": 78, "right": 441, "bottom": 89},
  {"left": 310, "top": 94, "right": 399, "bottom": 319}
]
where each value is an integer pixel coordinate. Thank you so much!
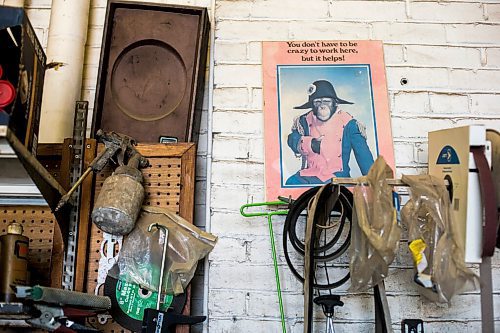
[
  {"left": 21, "top": 0, "right": 500, "bottom": 332},
  {"left": 211, "top": 1, "right": 500, "bottom": 332}
]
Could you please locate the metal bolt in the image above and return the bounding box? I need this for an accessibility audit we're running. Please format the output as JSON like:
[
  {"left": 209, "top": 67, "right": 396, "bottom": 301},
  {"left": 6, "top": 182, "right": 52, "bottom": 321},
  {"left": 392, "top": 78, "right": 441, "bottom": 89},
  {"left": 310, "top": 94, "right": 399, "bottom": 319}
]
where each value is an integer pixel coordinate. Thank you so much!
[{"left": 86, "top": 144, "right": 91, "bottom": 149}]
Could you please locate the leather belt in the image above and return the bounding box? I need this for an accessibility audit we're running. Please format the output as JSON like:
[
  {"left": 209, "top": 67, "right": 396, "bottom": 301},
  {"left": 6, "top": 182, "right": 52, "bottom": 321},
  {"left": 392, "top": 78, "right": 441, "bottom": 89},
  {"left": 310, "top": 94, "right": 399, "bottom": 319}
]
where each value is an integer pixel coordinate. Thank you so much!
[
  {"left": 471, "top": 146, "right": 498, "bottom": 257},
  {"left": 471, "top": 142, "right": 499, "bottom": 333}
]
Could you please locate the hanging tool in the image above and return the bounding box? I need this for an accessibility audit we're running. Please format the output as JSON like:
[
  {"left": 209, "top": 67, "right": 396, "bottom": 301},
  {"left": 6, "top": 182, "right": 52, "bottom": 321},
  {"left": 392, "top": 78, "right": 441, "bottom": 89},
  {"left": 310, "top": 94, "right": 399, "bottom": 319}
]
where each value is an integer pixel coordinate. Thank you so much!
[
  {"left": 55, "top": 129, "right": 148, "bottom": 211},
  {"left": 91, "top": 149, "right": 148, "bottom": 235},
  {"left": 240, "top": 200, "right": 289, "bottom": 333},
  {"left": 141, "top": 223, "right": 206, "bottom": 333}
]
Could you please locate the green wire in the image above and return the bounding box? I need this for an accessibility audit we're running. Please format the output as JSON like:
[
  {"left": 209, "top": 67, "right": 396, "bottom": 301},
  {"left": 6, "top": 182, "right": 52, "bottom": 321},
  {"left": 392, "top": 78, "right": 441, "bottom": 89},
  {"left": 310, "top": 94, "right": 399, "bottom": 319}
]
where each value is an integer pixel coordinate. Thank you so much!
[{"left": 240, "top": 202, "right": 289, "bottom": 333}]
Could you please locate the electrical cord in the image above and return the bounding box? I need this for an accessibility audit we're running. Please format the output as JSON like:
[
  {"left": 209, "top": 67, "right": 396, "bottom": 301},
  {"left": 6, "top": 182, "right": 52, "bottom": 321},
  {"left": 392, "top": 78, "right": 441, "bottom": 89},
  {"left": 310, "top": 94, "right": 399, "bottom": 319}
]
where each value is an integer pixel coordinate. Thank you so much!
[{"left": 283, "top": 184, "right": 353, "bottom": 290}]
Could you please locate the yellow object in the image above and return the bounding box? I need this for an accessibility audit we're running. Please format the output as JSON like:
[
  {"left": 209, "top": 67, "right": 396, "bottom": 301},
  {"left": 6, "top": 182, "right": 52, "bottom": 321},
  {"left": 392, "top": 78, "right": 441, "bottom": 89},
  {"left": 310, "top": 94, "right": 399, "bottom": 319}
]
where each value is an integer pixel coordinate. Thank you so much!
[{"left": 409, "top": 239, "right": 427, "bottom": 273}]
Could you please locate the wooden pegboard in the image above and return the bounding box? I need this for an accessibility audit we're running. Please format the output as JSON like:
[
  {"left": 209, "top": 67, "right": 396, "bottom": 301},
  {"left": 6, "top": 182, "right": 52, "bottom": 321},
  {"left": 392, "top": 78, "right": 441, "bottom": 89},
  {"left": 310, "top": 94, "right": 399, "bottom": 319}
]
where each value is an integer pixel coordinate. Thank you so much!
[
  {"left": 0, "top": 206, "right": 55, "bottom": 286},
  {"left": 84, "top": 143, "right": 196, "bottom": 333}
]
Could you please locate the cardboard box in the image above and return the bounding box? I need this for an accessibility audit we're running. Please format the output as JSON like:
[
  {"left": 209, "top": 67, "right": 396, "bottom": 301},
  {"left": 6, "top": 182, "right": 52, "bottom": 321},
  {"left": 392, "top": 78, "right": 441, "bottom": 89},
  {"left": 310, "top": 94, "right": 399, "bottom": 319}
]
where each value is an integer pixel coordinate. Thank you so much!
[{"left": 0, "top": 6, "right": 46, "bottom": 155}]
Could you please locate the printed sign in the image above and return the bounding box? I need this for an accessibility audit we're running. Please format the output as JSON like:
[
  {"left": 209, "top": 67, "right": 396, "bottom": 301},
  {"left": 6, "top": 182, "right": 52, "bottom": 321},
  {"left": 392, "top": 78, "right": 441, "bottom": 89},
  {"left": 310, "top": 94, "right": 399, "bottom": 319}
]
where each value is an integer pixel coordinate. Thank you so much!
[{"left": 263, "top": 40, "right": 395, "bottom": 200}]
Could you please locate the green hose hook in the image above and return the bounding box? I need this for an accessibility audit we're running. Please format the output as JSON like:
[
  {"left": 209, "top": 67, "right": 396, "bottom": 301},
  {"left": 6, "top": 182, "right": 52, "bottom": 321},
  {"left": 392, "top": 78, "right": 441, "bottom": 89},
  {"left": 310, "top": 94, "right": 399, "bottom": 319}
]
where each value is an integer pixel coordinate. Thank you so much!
[{"left": 240, "top": 200, "right": 289, "bottom": 333}]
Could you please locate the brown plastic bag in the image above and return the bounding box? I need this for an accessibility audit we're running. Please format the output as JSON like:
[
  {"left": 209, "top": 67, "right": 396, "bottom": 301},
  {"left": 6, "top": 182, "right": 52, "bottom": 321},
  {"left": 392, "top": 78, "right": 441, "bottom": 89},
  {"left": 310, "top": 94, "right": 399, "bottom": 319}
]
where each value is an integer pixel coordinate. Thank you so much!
[
  {"left": 401, "top": 174, "right": 479, "bottom": 303},
  {"left": 350, "top": 156, "right": 401, "bottom": 291},
  {"left": 111, "top": 206, "right": 217, "bottom": 295}
]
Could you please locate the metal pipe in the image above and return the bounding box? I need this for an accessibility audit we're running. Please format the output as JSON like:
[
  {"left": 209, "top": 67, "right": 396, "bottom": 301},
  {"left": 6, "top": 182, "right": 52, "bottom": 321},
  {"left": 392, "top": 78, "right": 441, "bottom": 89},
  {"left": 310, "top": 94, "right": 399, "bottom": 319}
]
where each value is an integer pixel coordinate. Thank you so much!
[
  {"left": 148, "top": 223, "right": 169, "bottom": 310},
  {"left": 331, "top": 177, "right": 450, "bottom": 187}
]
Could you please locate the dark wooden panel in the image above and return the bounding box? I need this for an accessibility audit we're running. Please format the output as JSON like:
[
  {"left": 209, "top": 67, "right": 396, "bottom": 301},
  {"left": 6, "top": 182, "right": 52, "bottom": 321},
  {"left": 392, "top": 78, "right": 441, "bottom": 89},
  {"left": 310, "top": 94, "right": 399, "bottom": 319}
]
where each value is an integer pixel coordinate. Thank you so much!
[{"left": 92, "top": 1, "right": 210, "bottom": 143}]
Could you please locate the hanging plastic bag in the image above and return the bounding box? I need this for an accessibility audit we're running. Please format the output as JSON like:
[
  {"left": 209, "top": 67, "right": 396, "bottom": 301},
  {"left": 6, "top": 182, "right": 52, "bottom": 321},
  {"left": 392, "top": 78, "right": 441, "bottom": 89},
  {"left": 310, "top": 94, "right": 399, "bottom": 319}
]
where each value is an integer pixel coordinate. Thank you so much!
[
  {"left": 349, "top": 156, "right": 402, "bottom": 291},
  {"left": 110, "top": 206, "right": 218, "bottom": 295},
  {"left": 401, "top": 174, "right": 479, "bottom": 303}
]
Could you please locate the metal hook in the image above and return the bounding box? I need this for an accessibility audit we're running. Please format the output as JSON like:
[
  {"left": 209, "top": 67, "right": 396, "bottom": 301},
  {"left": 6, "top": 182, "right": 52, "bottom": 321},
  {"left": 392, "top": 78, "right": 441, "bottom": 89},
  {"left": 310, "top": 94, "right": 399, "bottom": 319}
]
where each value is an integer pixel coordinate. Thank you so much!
[{"left": 240, "top": 200, "right": 289, "bottom": 217}]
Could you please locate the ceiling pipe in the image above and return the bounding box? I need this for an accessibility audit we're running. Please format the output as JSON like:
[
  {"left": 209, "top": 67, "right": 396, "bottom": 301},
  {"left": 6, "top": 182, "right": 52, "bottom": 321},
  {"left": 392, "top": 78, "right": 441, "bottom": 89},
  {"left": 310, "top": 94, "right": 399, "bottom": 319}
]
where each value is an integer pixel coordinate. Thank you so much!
[{"left": 39, "top": 0, "right": 91, "bottom": 143}]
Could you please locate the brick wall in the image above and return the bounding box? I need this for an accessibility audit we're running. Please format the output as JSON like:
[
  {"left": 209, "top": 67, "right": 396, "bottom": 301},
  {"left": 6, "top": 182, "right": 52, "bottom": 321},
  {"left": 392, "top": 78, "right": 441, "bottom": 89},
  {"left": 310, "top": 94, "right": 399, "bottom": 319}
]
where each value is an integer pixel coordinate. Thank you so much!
[
  {"left": 17, "top": 0, "right": 500, "bottom": 332},
  {"left": 210, "top": 0, "right": 500, "bottom": 332}
]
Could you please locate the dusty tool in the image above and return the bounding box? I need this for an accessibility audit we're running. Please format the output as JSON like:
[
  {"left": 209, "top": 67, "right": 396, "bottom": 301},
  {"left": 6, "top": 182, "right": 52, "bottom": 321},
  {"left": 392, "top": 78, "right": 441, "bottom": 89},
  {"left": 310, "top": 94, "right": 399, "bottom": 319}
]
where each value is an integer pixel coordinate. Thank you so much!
[
  {"left": 55, "top": 129, "right": 148, "bottom": 211},
  {"left": 141, "top": 223, "right": 206, "bottom": 333},
  {"left": 0, "top": 223, "right": 29, "bottom": 303},
  {"left": 91, "top": 149, "right": 147, "bottom": 235}
]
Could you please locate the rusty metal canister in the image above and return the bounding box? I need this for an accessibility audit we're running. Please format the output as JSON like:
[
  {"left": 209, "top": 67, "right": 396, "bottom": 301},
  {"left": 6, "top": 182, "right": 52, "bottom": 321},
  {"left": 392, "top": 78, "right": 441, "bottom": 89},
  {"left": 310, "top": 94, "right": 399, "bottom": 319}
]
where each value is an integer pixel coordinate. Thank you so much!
[
  {"left": 91, "top": 165, "right": 144, "bottom": 235},
  {"left": 0, "top": 223, "right": 29, "bottom": 302}
]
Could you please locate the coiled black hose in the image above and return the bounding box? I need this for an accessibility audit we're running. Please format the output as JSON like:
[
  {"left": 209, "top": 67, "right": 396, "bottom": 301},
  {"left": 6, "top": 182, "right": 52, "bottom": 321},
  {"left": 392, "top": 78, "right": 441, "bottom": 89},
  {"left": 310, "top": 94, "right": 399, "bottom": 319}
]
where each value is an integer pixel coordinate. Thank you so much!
[{"left": 283, "top": 184, "right": 353, "bottom": 290}]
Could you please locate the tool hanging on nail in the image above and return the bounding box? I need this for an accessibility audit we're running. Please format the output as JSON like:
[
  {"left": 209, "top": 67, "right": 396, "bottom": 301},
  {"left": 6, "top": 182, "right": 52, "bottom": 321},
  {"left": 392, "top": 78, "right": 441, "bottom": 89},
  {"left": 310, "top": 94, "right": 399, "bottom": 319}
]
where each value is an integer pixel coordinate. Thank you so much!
[
  {"left": 240, "top": 200, "right": 290, "bottom": 333},
  {"left": 56, "top": 129, "right": 149, "bottom": 235}
]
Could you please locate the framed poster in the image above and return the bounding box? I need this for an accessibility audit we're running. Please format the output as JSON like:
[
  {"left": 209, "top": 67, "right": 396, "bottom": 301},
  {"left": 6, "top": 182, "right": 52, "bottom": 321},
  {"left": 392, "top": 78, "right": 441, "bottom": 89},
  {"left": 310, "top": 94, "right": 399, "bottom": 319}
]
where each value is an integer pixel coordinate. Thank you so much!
[{"left": 263, "top": 40, "right": 395, "bottom": 200}]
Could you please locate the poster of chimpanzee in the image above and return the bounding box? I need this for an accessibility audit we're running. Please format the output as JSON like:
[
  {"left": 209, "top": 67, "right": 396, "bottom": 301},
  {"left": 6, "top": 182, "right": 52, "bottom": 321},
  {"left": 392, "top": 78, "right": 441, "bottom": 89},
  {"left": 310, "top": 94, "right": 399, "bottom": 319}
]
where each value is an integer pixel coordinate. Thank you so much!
[{"left": 263, "top": 40, "right": 395, "bottom": 200}]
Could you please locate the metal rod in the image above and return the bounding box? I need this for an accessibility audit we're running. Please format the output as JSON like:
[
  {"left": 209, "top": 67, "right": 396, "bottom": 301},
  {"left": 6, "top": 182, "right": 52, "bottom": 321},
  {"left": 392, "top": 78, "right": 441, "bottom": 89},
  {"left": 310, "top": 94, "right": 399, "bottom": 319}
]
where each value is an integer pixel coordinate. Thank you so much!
[
  {"left": 148, "top": 223, "right": 169, "bottom": 311},
  {"left": 56, "top": 167, "right": 92, "bottom": 211},
  {"left": 331, "top": 177, "right": 449, "bottom": 187}
]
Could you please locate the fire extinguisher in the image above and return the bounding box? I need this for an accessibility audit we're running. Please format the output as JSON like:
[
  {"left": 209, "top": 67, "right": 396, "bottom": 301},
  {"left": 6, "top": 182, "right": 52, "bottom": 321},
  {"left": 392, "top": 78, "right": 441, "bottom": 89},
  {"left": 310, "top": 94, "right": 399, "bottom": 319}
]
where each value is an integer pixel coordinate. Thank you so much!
[{"left": 0, "top": 65, "right": 16, "bottom": 115}]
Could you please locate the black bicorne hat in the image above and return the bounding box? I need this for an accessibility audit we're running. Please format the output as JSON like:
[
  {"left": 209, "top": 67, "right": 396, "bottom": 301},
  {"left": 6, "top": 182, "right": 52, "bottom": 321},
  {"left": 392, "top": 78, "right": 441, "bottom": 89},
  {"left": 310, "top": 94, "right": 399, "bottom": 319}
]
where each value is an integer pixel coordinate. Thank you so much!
[{"left": 294, "top": 80, "right": 353, "bottom": 109}]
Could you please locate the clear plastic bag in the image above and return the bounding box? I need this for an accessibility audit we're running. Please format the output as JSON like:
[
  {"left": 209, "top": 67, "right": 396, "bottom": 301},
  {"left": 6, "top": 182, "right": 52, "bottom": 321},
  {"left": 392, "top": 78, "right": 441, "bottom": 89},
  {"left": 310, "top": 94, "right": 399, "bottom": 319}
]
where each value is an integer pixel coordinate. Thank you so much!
[
  {"left": 349, "top": 156, "right": 401, "bottom": 291},
  {"left": 110, "top": 206, "right": 217, "bottom": 295},
  {"left": 401, "top": 174, "right": 479, "bottom": 303}
]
